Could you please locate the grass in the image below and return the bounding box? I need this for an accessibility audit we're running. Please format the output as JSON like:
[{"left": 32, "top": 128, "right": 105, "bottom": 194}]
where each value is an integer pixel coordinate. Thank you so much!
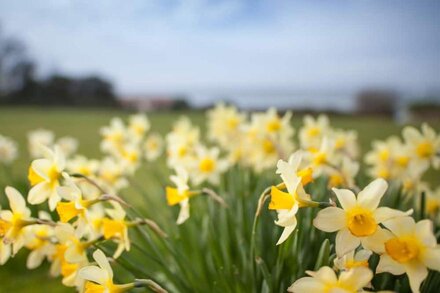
[{"left": 0, "top": 106, "right": 438, "bottom": 292}]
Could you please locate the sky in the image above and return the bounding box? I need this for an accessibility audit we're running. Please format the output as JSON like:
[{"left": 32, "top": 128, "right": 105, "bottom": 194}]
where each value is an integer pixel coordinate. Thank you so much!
[{"left": 0, "top": 0, "right": 439, "bottom": 99}]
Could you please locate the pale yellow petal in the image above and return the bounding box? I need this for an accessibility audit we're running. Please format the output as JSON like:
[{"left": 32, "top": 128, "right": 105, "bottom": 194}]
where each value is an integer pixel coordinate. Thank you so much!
[
  {"left": 357, "top": 178, "right": 387, "bottom": 210},
  {"left": 373, "top": 207, "right": 413, "bottom": 223},
  {"left": 361, "top": 227, "right": 393, "bottom": 254},
  {"left": 405, "top": 261, "right": 428, "bottom": 293},
  {"left": 5, "top": 186, "right": 28, "bottom": 217},
  {"left": 276, "top": 223, "right": 297, "bottom": 245},
  {"left": 422, "top": 248, "right": 440, "bottom": 271},
  {"left": 287, "top": 277, "right": 325, "bottom": 293},
  {"left": 336, "top": 228, "right": 360, "bottom": 257},
  {"left": 78, "top": 265, "right": 107, "bottom": 285},
  {"left": 93, "top": 249, "right": 113, "bottom": 280},
  {"left": 376, "top": 254, "right": 405, "bottom": 275},
  {"left": 28, "top": 182, "right": 51, "bottom": 205},
  {"left": 313, "top": 207, "right": 346, "bottom": 232},
  {"left": 339, "top": 267, "right": 373, "bottom": 290},
  {"left": 382, "top": 216, "right": 415, "bottom": 237},
  {"left": 414, "top": 219, "right": 436, "bottom": 247},
  {"left": 333, "top": 188, "right": 356, "bottom": 210}
]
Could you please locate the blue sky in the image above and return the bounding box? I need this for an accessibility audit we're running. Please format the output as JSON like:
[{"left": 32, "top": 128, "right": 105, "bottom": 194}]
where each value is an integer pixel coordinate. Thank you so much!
[{"left": 0, "top": 0, "right": 439, "bottom": 96}]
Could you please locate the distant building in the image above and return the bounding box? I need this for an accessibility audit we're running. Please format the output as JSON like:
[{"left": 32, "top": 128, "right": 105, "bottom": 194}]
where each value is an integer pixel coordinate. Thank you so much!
[{"left": 120, "top": 96, "right": 177, "bottom": 111}]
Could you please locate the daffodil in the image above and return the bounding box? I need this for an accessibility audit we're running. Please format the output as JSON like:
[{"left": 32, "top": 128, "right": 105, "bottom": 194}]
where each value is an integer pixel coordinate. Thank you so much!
[
  {"left": 299, "top": 114, "right": 330, "bottom": 151},
  {"left": 101, "top": 202, "right": 130, "bottom": 258},
  {"left": 403, "top": 123, "right": 440, "bottom": 169},
  {"left": 327, "top": 157, "right": 359, "bottom": 189},
  {"left": 54, "top": 223, "right": 90, "bottom": 264},
  {"left": 334, "top": 249, "right": 372, "bottom": 271},
  {"left": 331, "top": 129, "right": 359, "bottom": 159},
  {"left": 166, "top": 167, "right": 194, "bottom": 225},
  {"left": 24, "top": 214, "right": 55, "bottom": 269},
  {"left": 56, "top": 136, "right": 78, "bottom": 158},
  {"left": 376, "top": 216, "right": 440, "bottom": 293},
  {"left": 269, "top": 154, "right": 314, "bottom": 245},
  {"left": 128, "top": 113, "right": 150, "bottom": 140},
  {"left": 27, "top": 129, "right": 55, "bottom": 158},
  {"left": 287, "top": 266, "right": 373, "bottom": 293},
  {"left": 28, "top": 146, "right": 66, "bottom": 210},
  {"left": 79, "top": 249, "right": 134, "bottom": 293},
  {"left": 0, "top": 186, "right": 33, "bottom": 255},
  {"left": 100, "top": 117, "right": 126, "bottom": 155},
  {"left": 313, "top": 178, "right": 412, "bottom": 256},
  {"left": 144, "top": 133, "right": 164, "bottom": 161},
  {"left": 97, "top": 157, "right": 128, "bottom": 193},
  {"left": 67, "top": 155, "right": 99, "bottom": 177},
  {"left": 190, "top": 146, "right": 229, "bottom": 186},
  {"left": 425, "top": 186, "right": 440, "bottom": 221},
  {"left": 0, "top": 134, "right": 18, "bottom": 164}
]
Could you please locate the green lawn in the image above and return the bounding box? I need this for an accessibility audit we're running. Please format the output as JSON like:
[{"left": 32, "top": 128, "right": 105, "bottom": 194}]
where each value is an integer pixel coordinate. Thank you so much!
[{"left": 0, "top": 106, "right": 438, "bottom": 292}]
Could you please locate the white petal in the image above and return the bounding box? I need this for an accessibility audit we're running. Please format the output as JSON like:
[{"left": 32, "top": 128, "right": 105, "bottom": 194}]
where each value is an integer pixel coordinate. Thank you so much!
[
  {"left": 310, "top": 266, "right": 338, "bottom": 283},
  {"left": 48, "top": 190, "right": 61, "bottom": 211},
  {"left": 313, "top": 207, "right": 346, "bottom": 232},
  {"left": 376, "top": 254, "right": 405, "bottom": 275},
  {"left": 5, "top": 187, "right": 28, "bottom": 216},
  {"left": 275, "top": 205, "right": 299, "bottom": 227},
  {"left": 31, "top": 159, "right": 51, "bottom": 181},
  {"left": 339, "top": 267, "right": 373, "bottom": 290},
  {"left": 357, "top": 178, "right": 388, "bottom": 210},
  {"left": 276, "top": 222, "right": 297, "bottom": 245},
  {"left": 93, "top": 249, "right": 113, "bottom": 280},
  {"left": 277, "top": 160, "right": 301, "bottom": 195},
  {"left": 26, "top": 250, "right": 45, "bottom": 269},
  {"left": 361, "top": 227, "right": 393, "bottom": 254},
  {"left": 335, "top": 228, "right": 360, "bottom": 257},
  {"left": 414, "top": 219, "right": 436, "bottom": 247},
  {"left": 333, "top": 188, "right": 356, "bottom": 210},
  {"left": 28, "top": 182, "right": 51, "bottom": 205},
  {"left": 374, "top": 207, "right": 413, "bottom": 223},
  {"left": 0, "top": 242, "right": 11, "bottom": 265},
  {"left": 78, "top": 266, "right": 107, "bottom": 285},
  {"left": 405, "top": 261, "right": 428, "bottom": 293},
  {"left": 176, "top": 200, "right": 190, "bottom": 225},
  {"left": 422, "top": 248, "right": 440, "bottom": 271},
  {"left": 382, "top": 216, "right": 415, "bottom": 237},
  {"left": 287, "top": 277, "right": 325, "bottom": 293}
]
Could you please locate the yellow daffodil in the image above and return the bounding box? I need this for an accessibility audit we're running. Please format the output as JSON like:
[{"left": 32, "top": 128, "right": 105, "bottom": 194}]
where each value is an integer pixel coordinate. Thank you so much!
[
  {"left": 67, "top": 155, "right": 99, "bottom": 177},
  {"left": 0, "top": 186, "right": 33, "bottom": 255},
  {"left": 191, "top": 146, "right": 228, "bottom": 186},
  {"left": 54, "top": 224, "right": 89, "bottom": 264},
  {"left": 287, "top": 266, "right": 373, "bottom": 293},
  {"left": 79, "top": 249, "right": 134, "bottom": 293},
  {"left": 28, "top": 146, "right": 66, "bottom": 210},
  {"left": 24, "top": 218, "right": 55, "bottom": 269},
  {"left": 313, "top": 178, "right": 412, "bottom": 256},
  {"left": 376, "top": 217, "right": 440, "bottom": 293}
]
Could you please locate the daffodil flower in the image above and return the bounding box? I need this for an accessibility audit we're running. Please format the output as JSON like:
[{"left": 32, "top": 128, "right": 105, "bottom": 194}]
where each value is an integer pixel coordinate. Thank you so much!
[
  {"left": 0, "top": 186, "right": 33, "bottom": 255},
  {"left": 54, "top": 223, "right": 90, "bottom": 264},
  {"left": 101, "top": 202, "right": 130, "bottom": 258},
  {"left": 287, "top": 266, "right": 373, "bottom": 293},
  {"left": 166, "top": 167, "right": 194, "bottom": 225},
  {"left": 79, "top": 249, "right": 134, "bottom": 293},
  {"left": 403, "top": 123, "right": 440, "bottom": 169},
  {"left": 269, "top": 154, "right": 315, "bottom": 245},
  {"left": 28, "top": 146, "right": 66, "bottom": 210},
  {"left": 376, "top": 216, "right": 440, "bottom": 293},
  {"left": 334, "top": 249, "right": 372, "bottom": 272},
  {"left": 313, "top": 178, "right": 412, "bottom": 256},
  {"left": 144, "top": 133, "right": 164, "bottom": 161}
]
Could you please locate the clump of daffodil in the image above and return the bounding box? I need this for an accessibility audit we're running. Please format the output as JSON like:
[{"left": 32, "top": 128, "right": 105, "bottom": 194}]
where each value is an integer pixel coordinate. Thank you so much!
[
  {"left": 376, "top": 216, "right": 440, "bottom": 293},
  {"left": 288, "top": 266, "right": 373, "bottom": 293},
  {"left": 28, "top": 146, "right": 66, "bottom": 210},
  {"left": 313, "top": 178, "right": 412, "bottom": 256}
]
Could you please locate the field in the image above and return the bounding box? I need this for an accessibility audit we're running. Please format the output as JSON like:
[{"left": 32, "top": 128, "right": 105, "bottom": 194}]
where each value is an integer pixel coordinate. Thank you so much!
[{"left": 0, "top": 106, "right": 438, "bottom": 292}]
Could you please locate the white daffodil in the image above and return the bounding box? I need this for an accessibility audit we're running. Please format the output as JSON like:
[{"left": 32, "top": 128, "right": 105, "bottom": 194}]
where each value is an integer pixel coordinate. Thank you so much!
[
  {"left": 299, "top": 114, "right": 330, "bottom": 151},
  {"left": 0, "top": 135, "right": 18, "bottom": 164},
  {"left": 143, "top": 133, "right": 164, "bottom": 161},
  {"left": 102, "top": 202, "right": 130, "bottom": 258},
  {"left": 403, "top": 123, "right": 440, "bottom": 169},
  {"left": 67, "top": 155, "right": 99, "bottom": 178},
  {"left": 334, "top": 249, "right": 372, "bottom": 271},
  {"left": 97, "top": 157, "right": 128, "bottom": 193},
  {"left": 288, "top": 266, "right": 373, "bottom": 293},
  {"left": 54, "top": 223, "right": 89, "bottom": 264},
  {"left": 100, "top": 117, "right": 126, "bottom": 155},
  {"left": 269, "top": 154, "right": 313, "bottom": 245},
  {"left": 327, "top": 156, "right": 360, "bottom": 189},
  {"left": 27, "top": 129, "right": 55, "bottom": 158},
  {"left": 56, "top": 136, "right": 78, "bottom": 158},
  {"left": 24, "top": 216, "right": 55, "bottom": 269},
  {"left": 28, "top": 146, "right": 66, "bottom": 210},
  {"left": 0, "top": 186, "right": 33, "bottom": 255},
  {"left": 313, "top": 178, "right": 412, "bottom": 257},
  {"left": 190, "top": 146, "right": 229, "bottom": 186},
  {"left": 128, "top": 113, "right": 150, "bottom": 140},
  {"left": 79, "top": 249, "right": 134, "bottom": 293},
  {"left": 376, "top": 217, "right": 440, "bottom": 293}
]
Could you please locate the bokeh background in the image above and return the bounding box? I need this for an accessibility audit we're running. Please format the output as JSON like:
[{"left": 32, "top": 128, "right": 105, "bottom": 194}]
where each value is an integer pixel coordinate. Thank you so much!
[{"left": 0, "top": 0, "right": 439, "bottom": 292}]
